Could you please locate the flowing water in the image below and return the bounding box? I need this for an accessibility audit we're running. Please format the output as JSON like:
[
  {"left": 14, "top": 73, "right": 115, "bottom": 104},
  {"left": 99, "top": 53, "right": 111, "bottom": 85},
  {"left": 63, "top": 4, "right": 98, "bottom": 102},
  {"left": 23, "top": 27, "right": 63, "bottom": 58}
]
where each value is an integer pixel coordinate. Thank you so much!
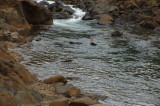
[{"left": 13, "top": 2, "right": 160, "bottom": 106}]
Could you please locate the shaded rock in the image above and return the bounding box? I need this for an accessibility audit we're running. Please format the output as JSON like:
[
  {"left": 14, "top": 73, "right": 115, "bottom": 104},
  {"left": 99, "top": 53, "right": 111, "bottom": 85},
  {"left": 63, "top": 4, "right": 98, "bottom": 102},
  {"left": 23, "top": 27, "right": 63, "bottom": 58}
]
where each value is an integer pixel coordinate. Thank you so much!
[
  {"left": 43, "top": 75, "right": 67, "bottom": 84},
  {"left": 0, "top": 33, "right": 12, "bottom": 41},
  {"left": 39, "top": 25, "right": 50, "bottom": 30},
  {"left": 109, "top": 6, "right": 119, "bottom": 12},
  {"left": 48, "top": 1, "right": 74, "bottom": 19},
  {"left": 111, "top": 31, "right": 123, "bottom": 37},
  {"left": 138, "top": 20, "right": 158, "bottom": 29},
  {"left": 154, "top": 27, "right": 160, "bottom": 34},
  {"left": 21, "top": 0, "right": 53, "bottom": 25},
  {"left": 53, "top": 12, "right": 72, "bottom": 19},
  {"left": 69, "top": 97, "right": 98, "bottom": 106},
  {"left": 55, "top": 84, "right": 73, "bottom": 97},
  {"left": 82, "top": 12, "right": 94, "bottom": 20},
  {"left": 49, "top": 98, "right": 69, "bottom": 106},
  {"left": 97, "top": 14, "right": 113, "bottom": 25}
]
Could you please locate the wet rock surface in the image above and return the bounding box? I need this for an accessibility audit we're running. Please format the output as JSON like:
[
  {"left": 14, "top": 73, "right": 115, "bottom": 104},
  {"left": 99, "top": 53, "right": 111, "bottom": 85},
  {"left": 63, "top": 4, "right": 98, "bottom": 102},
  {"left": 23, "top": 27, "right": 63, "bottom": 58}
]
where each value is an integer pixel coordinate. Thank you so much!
[{"left": 48, "top": 1, "right": 75, "bottom": 19}]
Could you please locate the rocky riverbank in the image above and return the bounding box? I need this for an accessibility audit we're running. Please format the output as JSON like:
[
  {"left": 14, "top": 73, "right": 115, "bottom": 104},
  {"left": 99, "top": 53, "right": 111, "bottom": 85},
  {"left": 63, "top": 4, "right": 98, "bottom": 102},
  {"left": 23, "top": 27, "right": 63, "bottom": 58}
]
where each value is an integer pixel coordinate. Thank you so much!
[
  {"left": 0, "top": 40, "right": 105, "bottom": 106},
  {"left": 0, "top": 43, "right": 105, "bottom": 106},
  {"left": 0, "top": 0, "right": 159, "bottom": 106},
  {"left": 62, "top": 0, "right": 160, "bottom": 34},
  {"left": 0, "top": 0, "right": 104, "bottom": 106}
]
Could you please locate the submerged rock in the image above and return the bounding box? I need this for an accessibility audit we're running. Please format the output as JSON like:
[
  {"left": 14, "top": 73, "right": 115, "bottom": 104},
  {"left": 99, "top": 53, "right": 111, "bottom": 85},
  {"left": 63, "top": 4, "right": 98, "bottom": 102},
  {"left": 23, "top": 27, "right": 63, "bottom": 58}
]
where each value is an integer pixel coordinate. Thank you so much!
[
  {"left": 111, "top": 31, "right": 123, "bottom": 37},
  {"left": 154, "top": 27, "right": 160, "bottom": 34},
  {"left": 69, "top": 41, "right": 82, "bottom": 45}
]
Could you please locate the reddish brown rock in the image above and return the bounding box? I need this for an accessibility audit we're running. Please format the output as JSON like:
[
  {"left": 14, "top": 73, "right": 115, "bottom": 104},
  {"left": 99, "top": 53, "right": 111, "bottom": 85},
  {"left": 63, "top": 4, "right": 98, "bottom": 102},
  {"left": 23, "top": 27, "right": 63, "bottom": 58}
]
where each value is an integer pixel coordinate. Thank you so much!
[
  {"left": 97, "top": 14, "right": 113, "bottom": 25},
  {"left": 69, "top": 86, "right": 81, "bottom": 98},
  {"left": 44, "top": 75, "right": 67, "bottom": 84}
]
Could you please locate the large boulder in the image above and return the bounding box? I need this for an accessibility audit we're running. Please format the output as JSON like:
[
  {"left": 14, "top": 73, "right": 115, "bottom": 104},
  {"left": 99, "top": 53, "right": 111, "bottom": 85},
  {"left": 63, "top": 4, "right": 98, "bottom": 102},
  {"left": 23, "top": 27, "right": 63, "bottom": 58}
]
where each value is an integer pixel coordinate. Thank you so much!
[
  {"left": 20, "top": 0, "right": 53, "bottom": 25},
  {"left": 97, "top": 14, "right": 113, "bottom": 25}
]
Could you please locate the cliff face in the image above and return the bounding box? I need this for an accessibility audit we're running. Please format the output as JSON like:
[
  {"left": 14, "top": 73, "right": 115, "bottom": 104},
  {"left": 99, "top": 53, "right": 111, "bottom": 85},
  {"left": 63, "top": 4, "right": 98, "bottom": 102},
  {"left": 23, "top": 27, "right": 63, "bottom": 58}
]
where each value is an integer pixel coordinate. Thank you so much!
[{"left": 0, "top": 0, "right": 31, "bottom": 30}]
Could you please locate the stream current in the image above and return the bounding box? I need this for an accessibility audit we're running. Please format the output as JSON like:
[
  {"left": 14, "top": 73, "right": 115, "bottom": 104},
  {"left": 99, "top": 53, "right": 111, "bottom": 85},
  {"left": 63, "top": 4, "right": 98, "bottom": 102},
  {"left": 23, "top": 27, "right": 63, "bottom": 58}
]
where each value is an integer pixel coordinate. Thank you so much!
[{"left": 13, "top": 1, "right": 160, "bottom": 106}]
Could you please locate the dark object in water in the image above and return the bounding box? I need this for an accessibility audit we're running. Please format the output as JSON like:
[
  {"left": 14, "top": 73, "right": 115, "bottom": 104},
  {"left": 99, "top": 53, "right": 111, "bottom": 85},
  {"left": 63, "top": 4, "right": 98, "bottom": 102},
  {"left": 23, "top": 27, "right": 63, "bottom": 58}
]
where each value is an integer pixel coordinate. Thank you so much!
[
  {"left": 61, "top": 59, "right": 73, "bottom": 62},
  {"left": 111, "top": 31, "right": 123, "bottom": 37},
  {"left": 90, "top": 39, "right": 97, "bottom": 46},
  {"left": 69, "top": 41, "right": 82, "bottom": 45}
]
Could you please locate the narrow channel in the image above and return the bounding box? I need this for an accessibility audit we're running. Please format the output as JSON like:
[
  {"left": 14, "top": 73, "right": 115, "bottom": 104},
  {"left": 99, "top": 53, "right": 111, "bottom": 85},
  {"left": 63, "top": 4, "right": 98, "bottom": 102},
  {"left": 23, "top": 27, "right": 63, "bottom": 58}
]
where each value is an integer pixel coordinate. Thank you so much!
[{"left": 14, "top": 1, "right": 160, "bottom": 106}]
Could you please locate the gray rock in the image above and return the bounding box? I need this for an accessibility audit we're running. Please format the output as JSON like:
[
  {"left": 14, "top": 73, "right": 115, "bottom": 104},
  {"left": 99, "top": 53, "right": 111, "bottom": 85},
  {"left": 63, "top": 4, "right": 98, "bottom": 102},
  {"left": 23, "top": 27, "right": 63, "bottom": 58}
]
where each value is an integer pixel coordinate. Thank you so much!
[{"left": 55, "top": 84, "right": 73, "bottom": 97}]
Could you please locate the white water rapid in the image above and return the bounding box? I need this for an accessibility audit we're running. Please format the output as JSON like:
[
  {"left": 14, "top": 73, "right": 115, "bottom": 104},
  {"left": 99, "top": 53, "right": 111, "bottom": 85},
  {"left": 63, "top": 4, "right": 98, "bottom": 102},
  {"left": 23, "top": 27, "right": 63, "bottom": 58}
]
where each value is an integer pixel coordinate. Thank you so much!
[{"left": 53, "top": 5, "right": 94, "bottom": 31}]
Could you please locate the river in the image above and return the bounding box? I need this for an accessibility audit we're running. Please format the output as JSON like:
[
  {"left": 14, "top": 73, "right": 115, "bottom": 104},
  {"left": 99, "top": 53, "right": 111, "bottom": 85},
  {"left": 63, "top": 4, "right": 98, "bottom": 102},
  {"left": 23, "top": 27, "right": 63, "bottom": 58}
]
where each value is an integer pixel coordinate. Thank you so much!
[{"left": 13, "top": 1, "right": 160, "bottom": 106}]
